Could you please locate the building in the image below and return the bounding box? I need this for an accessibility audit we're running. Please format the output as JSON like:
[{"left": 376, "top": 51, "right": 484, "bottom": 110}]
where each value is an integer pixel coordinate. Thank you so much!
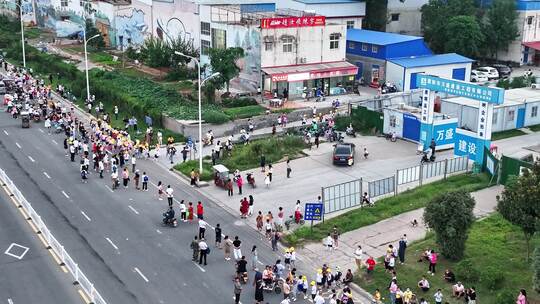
[
  {"left": 346, "top": 29, "right": 473, "bottom": 91},
  {"left": 199, "top": 3, "right": 357, "bottom": 97},
  {"left": 275, "top": 0, "right": 365, "bottom": 29},
  {"left": 385, "top": 0, "right": 427, "bottom": 36},
  {"left": 440, "top": 87, "right": 540, "bottom": 133}
]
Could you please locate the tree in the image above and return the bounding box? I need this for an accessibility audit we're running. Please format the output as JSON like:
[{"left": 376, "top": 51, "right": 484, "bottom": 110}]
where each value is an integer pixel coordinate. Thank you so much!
[
  {"left": 483, "top": 0, "right": 518, "bottom": 59},
  {"left": 363, "top": 0, "right": 388, "bottom": 31},
  {"left": 140, "top": 37, "right": 171, "bottom": 68},
  {"left": 444, "top": 15, "right": 485, "bottom": 58},
  {"left": 423, "top": 190, "right": 476, "bottom": 260},
  {"left": 208, "top": 47, "right": 244, "bottom": 93},
  {"left": 85, "top": 19, "right": 105, "bottom": 49},
  {"left": 533, "top": 246, "right": 540, "bottom": 293},
  {"left": 169, "top": 35, "right": 198, "bottom": 66},
  {"left": 497, "top": 162, "right": 540, "bottom": 260}
]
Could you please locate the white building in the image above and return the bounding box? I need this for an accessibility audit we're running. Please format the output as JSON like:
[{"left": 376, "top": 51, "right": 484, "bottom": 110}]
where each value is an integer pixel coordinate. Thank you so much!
[{"left": 385, "top": 0, "right": 427, "bottom": 36}]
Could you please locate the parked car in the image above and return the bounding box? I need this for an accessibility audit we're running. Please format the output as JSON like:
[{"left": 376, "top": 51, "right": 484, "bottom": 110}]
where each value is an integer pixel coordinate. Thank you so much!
[
  {"left": 470, "top": 70, "right": 489, "bottom": 83},
  {"left": 332, "top": 143, "right": 356, "bottom": 166},
  {"left": 476, "top": 67, "right": 499, "bottom": 80},
  {"left": 492, "top": 64, "right": 512, "bottom": 78}
]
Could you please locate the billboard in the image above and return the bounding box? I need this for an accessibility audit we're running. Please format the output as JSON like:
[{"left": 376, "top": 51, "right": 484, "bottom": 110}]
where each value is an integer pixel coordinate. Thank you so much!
[{"left": 260, "top": 16, "right": 325, "bottom": 29}]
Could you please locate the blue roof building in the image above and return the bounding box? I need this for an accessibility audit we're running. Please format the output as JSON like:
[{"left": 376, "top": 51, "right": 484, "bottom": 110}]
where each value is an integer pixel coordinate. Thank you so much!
[{"left": 346, "top": 29, "right": 474, "bottom": 91}]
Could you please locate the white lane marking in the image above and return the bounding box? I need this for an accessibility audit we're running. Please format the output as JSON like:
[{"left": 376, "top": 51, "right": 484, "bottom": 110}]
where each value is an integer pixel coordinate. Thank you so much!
[
  {"left": 15, "top": 142, "right": 21, "bottom": 149},
  {"left": 80, "top": 211, "right": 91, "bottom": 222},
  {"left": 27, "top": 156, "right": 35, "bottom": 163},
  {"left": 52, "top": 139, "right": 58, "bottom": 145},
  {"left": 8, "top": 299, "right": 14, "bottom": 304},
  {"left": 231, "top": 297, "right": 242, "bottom": 304},
  {"left": 3, "top": 130, "right": 8, "bottom": 136},
  {"left": 134, "top": 267, "right": 149, "bottom": 282},
  {"left": 38, "top": 128, "right": 44, "bottom": 133},
  {"left": 105, "top": 185, "right": 114, "bottom": 193},
  {"left": 105, "top": 237, "right": 119, "bottom": 250},
  {"left": 43, "top": 171, "right": 51, "bottom": 179},
  {"left": 4, "top": 243, "right": 29, "bottom": 260},
  {"left": 149, "top": 181, "right": 158, "bottom": 188},
  {"left": 128, "top": 205, "right": 139, "bottom": 215},
  {"left": 193, "top": 261, "right": 206, "bottom": 273},
  {"left": 156, "top": 229, "right": 162, "bottom": 234},
  {"left": 61, "top": 191, "right": 69, "bottom": 199}
]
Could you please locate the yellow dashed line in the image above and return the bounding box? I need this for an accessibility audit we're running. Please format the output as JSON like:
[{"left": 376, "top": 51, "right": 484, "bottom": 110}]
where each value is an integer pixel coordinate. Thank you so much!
[{"left": 78, "top": 289, "right": 91, "bottom": 304}]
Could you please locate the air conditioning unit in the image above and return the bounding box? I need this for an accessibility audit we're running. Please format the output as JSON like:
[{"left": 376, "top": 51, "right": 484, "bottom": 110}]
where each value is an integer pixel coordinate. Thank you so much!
[{"left": 299, "top": 57, "right": 307, "bottom": 63}]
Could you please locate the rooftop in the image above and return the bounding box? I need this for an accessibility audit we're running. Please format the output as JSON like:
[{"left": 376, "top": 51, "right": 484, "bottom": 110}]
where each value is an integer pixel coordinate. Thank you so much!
[
  {"left": 346, "top": 29, "right": 422, "bottom": 45},
  {"left": 388, "top": 53, "right": 474, "bottom": 68},
  {"left": 294, "top": 0, "right": 364, "bottom": 4},
  {"left": 444, "top": 87, "right": 540, "bottom": 108}
]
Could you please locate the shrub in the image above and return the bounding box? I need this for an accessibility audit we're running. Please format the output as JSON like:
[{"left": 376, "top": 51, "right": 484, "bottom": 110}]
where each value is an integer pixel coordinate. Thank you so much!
[
  {"left": 165, "top": 65, "right": 197, "bottom": 81},
  {"left": 480, "top": 266, "right": 505, "bottom": 290},
  {"left": 202, "top": 110, "right": 230, "bottom": 124},
  {"left": 455, "top": 259, "right": 480, "bottom": 282},
  {"left": 140, "top": 37, "right": 171, "bottom": 68},
  {"left": 495, "top": 288, "right": 516, "bottom": 303},
  {"left": 174, "top": 160, "right": 214, "bottom": 182},
  {"left": 223, "top": 105, "right": 265, "bottom": 120},
  {"left": 533, "top": 246, "right": 540, "bottom": 292},
  {"left": 221, "top": 97, "right": 258, "bottom": 108}
]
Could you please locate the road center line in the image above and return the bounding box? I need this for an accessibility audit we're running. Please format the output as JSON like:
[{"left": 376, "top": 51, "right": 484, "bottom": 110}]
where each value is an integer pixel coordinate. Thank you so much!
[
  {"left": 27, "top": 156, "right": 35, "bottom": 163},
  {"left": 80, "top": 211, "right": 91, "bottom": 221},
  {"left": 134, "top": 267, "right": 149, "bottom": 282},
  {"left": 105, "top": 237, "right": 119, "bottom": 250},
  {"left": 8, "top": 299, "right": 14, "bottom": 304},
  {"left": 193, "top": 261, "right": 206, "bottom": 272},
  {"left": 128, "top": 205, "right": 139, "bottom": 215},
  {"left": 105, "top": 185, "right": 114, "bottom": 193},
  {"left": 15, "top": 142, "right": 21, "bottom": 149},
  {"left": 43, "top": 171, "right": 51, "bottom": 179},
  {"left": 3, "top": 130, "right": 8, "bottom": 136},
  {"left": 38, "top": 128, "right": 44, "bottom": 133},
  {"left": 156, "top": 229, "right": 162, "bottom": 234},
  {"left": 52, "top": 139, "right": 58, "bottom": 145},
  {"left": 61, "top": 191, "right": 69, "bottom": 199}
]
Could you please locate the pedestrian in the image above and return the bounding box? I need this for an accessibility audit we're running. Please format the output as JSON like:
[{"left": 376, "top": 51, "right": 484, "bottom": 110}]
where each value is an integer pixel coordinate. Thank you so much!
[
  {"left": 251, "top": 245, "right": 258, "bottom": 270},
  {"left": 282, "top": 278, "right": 291, "bottom": 300},
  {"left": 227, "top": 178, "right": 234, "bottom": 196},
  {"left": 190, "top": 168, "right": 197, "bottom": 187},
  {"left": 133, "top": 170, "right": 140, "bottom": 190},
  {"left": 331, "top": 226, "right": 340, "bottom": 248},
  {"left": 325, "top": 233, "right": 334, "bottom": 250},
  {"left": 181, "top": 147, "right": 188, "bottom": 162},
  {"left": 166, "top": 185, "right": 173, "bottom": 207},
  {"left": 364, "top": 147, "right": 369, "bottom": 159},
  {"left": 179, "top": 200, "right": 187, "bottom": 222},
  {"left": 187, "top": 202, "right": 194, "bottom": 223},
  {"left": 233, "top": 277, "right": 242, "bottom": 304},
  {"left": 286, "top": 159, "right": 291, "bottom": 178},
  {"left": 198, "top": 218, "right": 207, "bottom": 239},
  {"left": 271, "top": 230, "right": 280, "bottom": 251},
  {"left": 267, "top": 164, "right": 273, "bottom": 182},
  {"left": 315, "top": 135, "right": 319, "bottom": 148},
  {"left": 233, "top": 236, "right": 242, "bottom": 260},
  {"left": 223, "top": 235, "right": 232, "bottom": 260},
  {"left": 254, "top": 270, "right": 264, "bottom": 304},
  {"left": 122, "top": 168, "right": 130, "bottom": 189},
  {"left": 131, "top": 155, "right": 136, "bottom": 172},
  {"left": 428, "top": 250, "right": 437, "bottom": 275},
  {"left": 290, "top": 248, "right": 297, "bottom": 268},
  {"left": 211, "top": 149, "right": 216, "bottom": 166},
  {"left": 434, "top": 288, "right": 443, "bottom": 304},
  {"left": 354, "top": 245, "right": 363, "bottom": 270},
  {"left": 260, "top": 154, "right": 265, "bottom": 172},
  {"left": 215, "top": 223, "right": 222, "bottom": 248},
  {"left": 398, "top": 234, "right": 407, "bottom": 264},
  {"left": 190, "top": 236, "right": 199, "bottom": 261},
  {"left": 248, "top": 195, "right": 254, "bottom": 216},
  {"left": 98, "top": 159, "right": 104, "bottom": 178},
  {"left": 142, "top": 172, "right": 148, "bottom": 191},
  {"left": 157, "top": 181, "right": 164, "bottom": 200},
  {"left": 69, "top": 144, "right": 75, "bottom": 162},
  {"left": 114, "top": 105, "right": 118, "bottom": 120},
  {"left": 196, "top": 201, "right": 204, "bottom": 219},
  {"left": 276, "top": 207, "right": 284, "bottom": 231},
  {"left": 236, "top": 174, "right": 243, "bottom": 195},
  {"left": 111, "top": 170, "right": 119, "bottom": 190},
  {"left": 256, "top": 211, "right": 264, "bottom": 231},
  {"left": 169, "top": 146, "right": 176, "bottom": 164},
  {"left": 264, "top": 173, "right": 271, "bottom": 188},
  {"left": 516, "top": 289, "right": 527, "bottom": 304},
  {"left": 198, "top": 238, "right": 208, "bottom": 265}
]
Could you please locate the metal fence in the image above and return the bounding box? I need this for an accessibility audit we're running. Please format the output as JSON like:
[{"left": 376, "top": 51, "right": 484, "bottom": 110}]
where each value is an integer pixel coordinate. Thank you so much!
[
  {"left": 0, "top": 168, "right": 107, "bottom": 304},
  {"left": 368, "top": 176, "right": 396, "bottom": 198},
  {"left": 398, "top": 156, "right": 469, "bottom": 187},
  {"left": 322, "top": 178, "right": 362, "bottom": 214}
]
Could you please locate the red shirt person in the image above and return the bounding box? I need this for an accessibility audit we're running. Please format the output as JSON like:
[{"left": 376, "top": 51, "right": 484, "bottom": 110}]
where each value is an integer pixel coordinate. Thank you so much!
[{"left": 197, "top": 201, "right": 204, "bottom": 219}]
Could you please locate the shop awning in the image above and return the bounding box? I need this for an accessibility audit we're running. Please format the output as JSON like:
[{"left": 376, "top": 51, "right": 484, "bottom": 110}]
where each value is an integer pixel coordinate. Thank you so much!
[
  {"left": 524, "top": 41, "right": 540, "bottom": 51},
  {"left": 262, "top": 61, "right": 358, "bottom": 82}
]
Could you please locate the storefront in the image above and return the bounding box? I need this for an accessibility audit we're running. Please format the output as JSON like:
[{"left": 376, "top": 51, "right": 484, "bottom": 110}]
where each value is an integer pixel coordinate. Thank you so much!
[{"left": 262, "top": 61, "right": 358, "bottom": 100}]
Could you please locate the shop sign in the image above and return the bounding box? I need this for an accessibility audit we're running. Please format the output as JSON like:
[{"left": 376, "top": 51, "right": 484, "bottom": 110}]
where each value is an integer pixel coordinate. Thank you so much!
[
  {"left": 416, "top": 74, "right": 504, "bottom": 104},
  {"left": 271, "top": 74, "right": 288, "bottom": 82},
  {"left": 309, "top": 68, "right": 357, "bottom": 79},
  {"left": 261, "top": 16, "right": 326, "bottom": 29}
]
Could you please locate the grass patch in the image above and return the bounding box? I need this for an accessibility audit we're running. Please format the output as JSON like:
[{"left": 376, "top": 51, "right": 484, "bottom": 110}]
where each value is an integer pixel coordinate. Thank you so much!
[
  {"left": 25, "top": 27, "right": 41, "bottom": 39},
  {"left": 216, "top": 136, "right": 307, "bottom": 171},
  {"left": 283, "top": 173, "right": 491, "bottom": 247},
  {"left": 357, "top": 213, "right": 539, "bottom": 304},
  {"left": 223, "top": 105, "right": 266, "bottom": 120},
  {"left": 528, "top": 124, "right": 540, "bottom": 132},
  {"left": 491, "top": 129, "right": 527, "bottom": 141},
  {"left": 174, "top": 160, "right": 214, "bottom": 182}
]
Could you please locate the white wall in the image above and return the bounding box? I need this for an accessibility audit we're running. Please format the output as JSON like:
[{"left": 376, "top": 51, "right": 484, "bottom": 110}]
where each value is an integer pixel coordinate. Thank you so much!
[
  {"left": 497, "top": 10, "right": 540, "bottom": 65},
  {"left": 383, "top": 108, "right": 404, "bottom": 137},
  {"left": 260, "top": 23, "right": 346, "bottom": 67},
  {"left": 402, "top": 63, "right": 472, "bottom": 92},
  {"left": 385, "top": 61, "right": 405, "bottom": 90},
  {"left": 525, "top": 101, "right": 540, "bottom": 126},
  {"left": 386, "top": 0, "right": 427, "bottom": 36}
]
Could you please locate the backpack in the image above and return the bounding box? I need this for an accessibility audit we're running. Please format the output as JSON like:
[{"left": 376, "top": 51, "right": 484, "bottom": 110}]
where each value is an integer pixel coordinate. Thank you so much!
[
  {"left": 143, "top": 175, "right": 149, "bottom": 182},
  {"left": 206, "top": 247, "right": 211, "bottom": 254}
]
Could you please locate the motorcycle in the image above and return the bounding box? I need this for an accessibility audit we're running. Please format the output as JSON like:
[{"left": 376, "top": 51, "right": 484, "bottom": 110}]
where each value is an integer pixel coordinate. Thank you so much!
[
  {"left": 346, "top": 127, "right": 356, "bottom": 138},
  {"left": 385, "top": 132, "right": 397, "bottom": 142},
  {"left": 284, "top": 213, "right": 305, "bottom": 231},
  {"left": 420, "top": 151, "right": 436, "bottom": 164},
  {"left": 381, "top": 82, "right": 398, "bottom": 94},
  {"left": 162, "top": 212, "right": 178, "bottom": 227},
  {"left": 246, "top": 172, "right": 256, "bottom": 188}
]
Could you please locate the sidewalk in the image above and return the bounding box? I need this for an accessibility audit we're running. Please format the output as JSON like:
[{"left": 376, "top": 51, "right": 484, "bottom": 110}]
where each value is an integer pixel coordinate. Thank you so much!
[{"left": 297, "top": 185, "right": 502, "bottom": 275}]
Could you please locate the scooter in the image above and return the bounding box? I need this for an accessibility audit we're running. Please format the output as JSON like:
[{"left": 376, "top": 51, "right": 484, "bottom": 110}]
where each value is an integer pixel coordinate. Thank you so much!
[
  {"left": 246, "top": 172, "right": 256, "bottom": 188},
  {"left": 346, "top": 127, "right": 356, "bottom": 138},
  {"left": 162, "top": 213, "right": 178, "bottom": 227},
  {"left": 420, "top": 151, "right": 436, "bottom": 164},
  {"left": 385, "top": 132, "right": 397, "bottom": 142}
]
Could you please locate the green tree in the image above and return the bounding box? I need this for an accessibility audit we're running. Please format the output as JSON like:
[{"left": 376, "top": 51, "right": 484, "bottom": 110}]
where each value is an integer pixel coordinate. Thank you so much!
[
  {"left": 533, "top": 246, "right": 540, "bottom": 292},
  {"left": 85, "top": 19, "right": 105, "bottom": 49},
  {"left": 208, "top": 47, "right": 244, "bottom": 93},
  {"left": 363, "top": 0, "right": 388, "bottom": 31},
  {"left": 170, "top": 35, "right": 198, "bottom": 66},
  {"left": 484, "top": 0, "right": 518, "bottom": 59},
  {"left": 444, "top": 15, "right": 484, "bottom": 58},
  {"left": 140, "top": 37, "right": 171, "bottom": 68},
  {"left": 423, "top": 190, "right": 476, "bottom": 260},
  {"left": 497, "top": 162, "right": 540, "bottom": 260}
]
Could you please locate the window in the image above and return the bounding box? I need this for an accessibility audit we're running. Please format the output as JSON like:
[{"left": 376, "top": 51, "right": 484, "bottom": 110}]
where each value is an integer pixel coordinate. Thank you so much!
[
  {"left": 346, "top": 20, "right": 355, "bottom": 29},
  {"left": 508, "top": 109, "right": 515, "bottom": 121},
  {"left": 391, "top": 13, "right": 400, "bottom": 21},
  {"left": 80, "top": 1, "right": 83, "bottom": 6},
  {"left": 211, "top": 28, "right": 226, "bottom": 49},
  {"left": 349, "top": 42, "right": 355, "bottom": 49},
  {"left": 362, "top": 43, "right": 368, "bottom": 51},
  {"left": 61, "top": 0, "right": 68, "bottom": 7},
  {"left": 329, "top": 33, "right": 340, "bottom": 49},
  {"left": 265, "top": 41, "right": 272, "bottom": 51},
  {"left": 283, "top": 37, "right": 293, "bottom": 53},
  {"left": 532, "top": 106, "right": 538, "bottom": 117},
  {"left": 390, "top": 115, "right": 396, "bottom": 127},
  {"left": 527, "top": 16, "right": 534, "bottom": 25},
  {"left": 372, "top": 45, "right": 378, "bottom": 53},
  {"left": 492, "top": 112, "right": 498, "bottom": 124},
  {"left": 201, "top": 22, "right": 210, "bottom": 36},
  {"left": 201, "top": 39, "right": 210, "bottom": 55}
]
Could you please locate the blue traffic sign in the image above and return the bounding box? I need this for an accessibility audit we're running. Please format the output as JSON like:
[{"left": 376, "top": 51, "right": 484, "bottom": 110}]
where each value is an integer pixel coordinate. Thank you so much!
[{"left": 304, "top": 203, "right": 323, "bottom": 221}]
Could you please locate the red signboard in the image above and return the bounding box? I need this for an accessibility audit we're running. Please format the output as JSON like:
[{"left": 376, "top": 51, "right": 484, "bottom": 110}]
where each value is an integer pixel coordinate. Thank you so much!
[
  {"left": 270, "top": 67, "right": 358, "bottom": 82},
  {"left": 261, "top": 16, "right": 326, "bottom": 29}
]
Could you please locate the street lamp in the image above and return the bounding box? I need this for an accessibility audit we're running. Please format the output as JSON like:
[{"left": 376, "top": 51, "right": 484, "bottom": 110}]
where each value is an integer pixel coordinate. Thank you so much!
[
  {"left": 84, "top": 33, "right": 100, "bottom": 102},
  {"left": 2, "top": 1, "right": 26, "bottom": 67},
  {"left": 174, "top": 51, "right": 220, "bottom": 173}
]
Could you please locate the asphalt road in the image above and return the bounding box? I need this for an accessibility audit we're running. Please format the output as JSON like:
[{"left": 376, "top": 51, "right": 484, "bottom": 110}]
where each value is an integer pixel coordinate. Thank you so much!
[
  {"left": 0, "top": 110, "right": 319, "bottom": 303},
  {"left": 0, "top": 173, "right": 82, "bottom": 304}
]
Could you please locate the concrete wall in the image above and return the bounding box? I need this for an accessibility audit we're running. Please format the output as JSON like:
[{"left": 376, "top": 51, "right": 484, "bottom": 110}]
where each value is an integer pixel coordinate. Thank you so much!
[
  {"left": 401, "top": 63, "right": 472, "bottom": 91},
  {"left": 386, "top": 0, "right": 427, "bottom": 36},
  {"left": 385, "top": 61, "right": 404, "bottom": 90},
  {"left": 525, "top": 101, "right": 540, "bottom": 126}
]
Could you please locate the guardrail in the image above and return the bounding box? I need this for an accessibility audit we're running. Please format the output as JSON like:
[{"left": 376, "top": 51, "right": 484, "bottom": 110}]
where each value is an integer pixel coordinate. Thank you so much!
[{"left": 0, "top": 168, "right": 107, "bottom": 304}]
